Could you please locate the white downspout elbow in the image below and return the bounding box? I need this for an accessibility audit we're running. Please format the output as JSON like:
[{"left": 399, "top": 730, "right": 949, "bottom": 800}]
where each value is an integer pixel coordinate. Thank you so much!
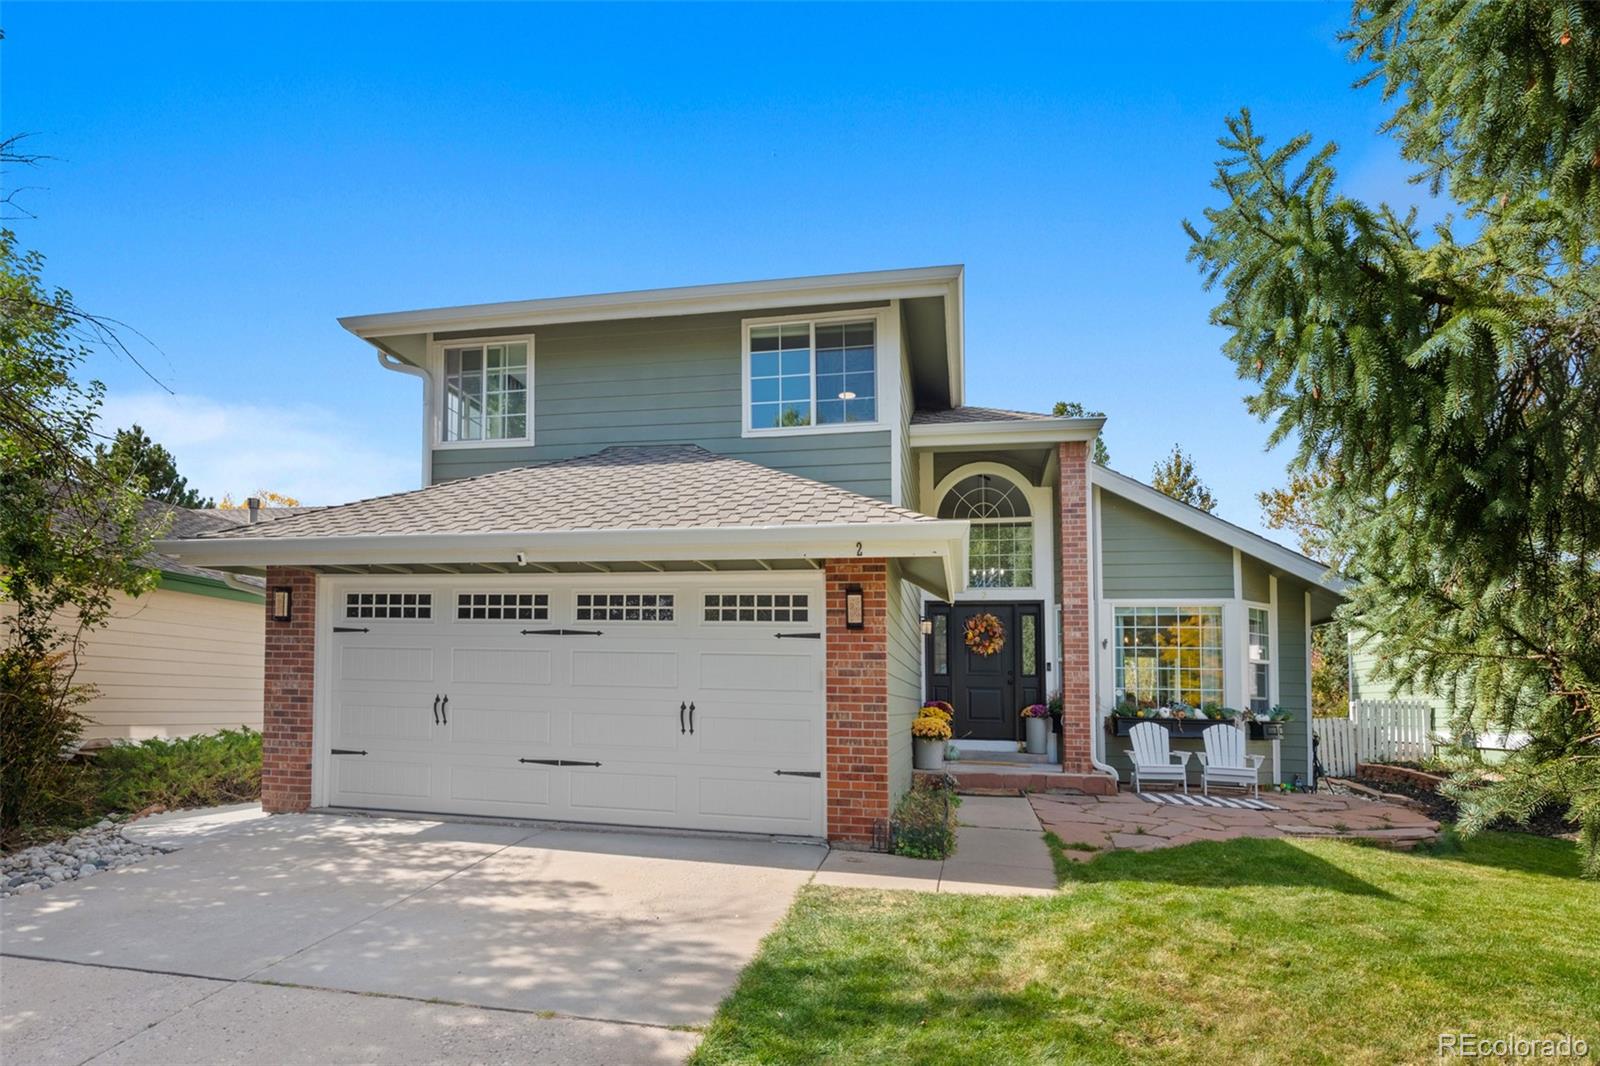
[{"left": 377, "top": 350, "right": 434, "bottom": 488}]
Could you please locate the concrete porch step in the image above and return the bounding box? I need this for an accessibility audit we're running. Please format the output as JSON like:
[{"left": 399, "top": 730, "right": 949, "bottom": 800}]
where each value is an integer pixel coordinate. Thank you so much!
[{"left": 948, "top": 751, "right": 1052, "bottom": 767}]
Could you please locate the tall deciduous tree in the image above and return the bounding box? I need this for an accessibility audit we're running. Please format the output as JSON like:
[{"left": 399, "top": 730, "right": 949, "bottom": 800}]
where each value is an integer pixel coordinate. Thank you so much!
[
  {"left": 1187, "top": 1, "right": 1600, "bottom": 874},
  {"left": 1150, "top": 445, "right": 1216, "bottom": 513},
  {"left": 1, "top": 229, "right": 163, "bottom": 838},
  {"left": 1052, "top": 401, "right": 1110, "bottom": 465},
  {"left": 95, "top": 424, "right": 214, "bottom": 509}
]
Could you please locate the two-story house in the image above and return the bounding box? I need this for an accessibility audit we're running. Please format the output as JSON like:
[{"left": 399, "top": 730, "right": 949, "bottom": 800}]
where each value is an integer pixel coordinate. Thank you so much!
[{"left": 157, "top": 265, "right": 1342, "bottom": 847}]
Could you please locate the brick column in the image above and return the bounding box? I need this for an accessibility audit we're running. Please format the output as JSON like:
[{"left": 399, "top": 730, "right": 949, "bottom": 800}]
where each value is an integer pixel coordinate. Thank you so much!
[
  {"left": 824, "top": 558, "right": 890, "bottom": 847},
  {"left": 262, "top": 566, "right": 316, "bottom": 813},
  {"left": 1057, "top": 442, "right": 1094, "bottom": 773}
]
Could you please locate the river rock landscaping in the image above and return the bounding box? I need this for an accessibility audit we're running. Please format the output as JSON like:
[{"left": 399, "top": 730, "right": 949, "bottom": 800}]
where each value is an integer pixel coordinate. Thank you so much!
[{"left": 0, "top": 818, "right": 173, "bottom": 898}]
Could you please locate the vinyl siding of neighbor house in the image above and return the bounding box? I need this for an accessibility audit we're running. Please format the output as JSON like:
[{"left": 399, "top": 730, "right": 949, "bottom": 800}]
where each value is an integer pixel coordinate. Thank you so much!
[
  {"left": 886, "top": 562, "right": 924, "bottom": 803},
  {"left": 69, "top": 584, "right": 264, "bottom": 741},
  {"left": 428, "top": 308, "right": 894, "bottom": 500},
  {"left": 1099, "top": 493, "right": 1235, "bottom": 598},
  {"left": 1348, "top": 634, "right": 1453, "bottom": 732}
]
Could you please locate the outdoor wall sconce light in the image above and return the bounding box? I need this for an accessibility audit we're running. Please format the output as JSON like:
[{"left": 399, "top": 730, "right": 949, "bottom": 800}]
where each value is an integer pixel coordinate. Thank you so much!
[
  {"left": 845, "top": 584, "right": 865, "bottom": 630},
  {"left": 271, "top": 587, "right": 293, "bottom": 623},
  {"left": 919, "top": 615, "right": 934, "bottom": 635}
]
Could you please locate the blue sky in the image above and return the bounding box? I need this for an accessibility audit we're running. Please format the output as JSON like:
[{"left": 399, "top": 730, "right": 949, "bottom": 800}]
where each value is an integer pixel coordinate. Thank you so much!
[{"left": 3, "top": 3, "right": 1448, "bottom": 541}]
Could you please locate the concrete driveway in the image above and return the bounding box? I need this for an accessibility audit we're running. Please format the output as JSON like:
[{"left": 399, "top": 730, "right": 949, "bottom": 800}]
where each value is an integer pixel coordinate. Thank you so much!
[{"left": 1, "top": 811, "right": 826, "bottom": 1065}]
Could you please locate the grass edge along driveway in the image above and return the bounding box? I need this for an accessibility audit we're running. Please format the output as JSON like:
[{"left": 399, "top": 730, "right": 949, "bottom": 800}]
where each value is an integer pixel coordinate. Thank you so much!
[{"left": 691, "top": 831, "right": 1598, "bottom": 1065}]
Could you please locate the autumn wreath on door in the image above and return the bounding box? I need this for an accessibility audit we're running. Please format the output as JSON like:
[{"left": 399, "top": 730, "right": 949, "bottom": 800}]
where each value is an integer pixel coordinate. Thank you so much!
[{"left": 963, "top": 612, "right": 1006, "bottom": 656}]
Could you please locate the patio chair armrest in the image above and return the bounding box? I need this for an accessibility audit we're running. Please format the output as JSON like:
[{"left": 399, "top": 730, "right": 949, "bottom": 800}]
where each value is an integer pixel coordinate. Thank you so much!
[
  {"left": 1245, "top": 754, "right": 1267, "bottom": 769},
  {"left": 1195, "top": 753, "right": 1211, "bottom": 768},
  {"left": 1172, "top": 751, "right": 1193, "bottom": 766}
]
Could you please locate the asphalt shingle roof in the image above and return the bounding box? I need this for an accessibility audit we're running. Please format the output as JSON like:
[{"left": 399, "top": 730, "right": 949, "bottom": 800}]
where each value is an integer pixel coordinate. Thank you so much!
[
  {"left": 910, "top": 406, "right": 1055, "bottom": 424},
  {"left": 183, "top": 445, "right": 936, "bottom": 541},
  {"left": 146, "top": 503, "right": 320, "bottom": 583}
]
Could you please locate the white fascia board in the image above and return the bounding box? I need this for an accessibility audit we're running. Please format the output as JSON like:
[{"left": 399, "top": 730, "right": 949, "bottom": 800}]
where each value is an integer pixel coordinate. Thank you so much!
[
  {"left": 338, "top": 265, "right": 965, "bottom": 339},
  {"left": 907, "top": 416, "right": 1105, "bottom": 449},
  {"left": 153, "top": 520, "right": 969, "bottom": 583},
  {"left": 1089, "top": 464, "right": 1349, "bottom": 594}
]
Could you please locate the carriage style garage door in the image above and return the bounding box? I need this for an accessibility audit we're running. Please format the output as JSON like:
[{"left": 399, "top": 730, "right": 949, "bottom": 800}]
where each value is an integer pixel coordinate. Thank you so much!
[{"left": 322, "top": 574, "right": 827, "bottom": 837}]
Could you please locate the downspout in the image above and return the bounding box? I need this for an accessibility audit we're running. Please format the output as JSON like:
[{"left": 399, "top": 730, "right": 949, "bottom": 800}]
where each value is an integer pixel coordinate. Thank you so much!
[
  {"left": 1085, "top": 478, "right": 1119, "bottom": 784},
  {"left": 376, "top": 350, "right": 434, "bottom": 488}
]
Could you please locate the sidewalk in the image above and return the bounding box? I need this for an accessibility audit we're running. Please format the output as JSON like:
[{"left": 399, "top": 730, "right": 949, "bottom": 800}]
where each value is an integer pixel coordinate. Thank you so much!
[{"left": 812, "top": 796, "right": 1056, "bottom": 896}]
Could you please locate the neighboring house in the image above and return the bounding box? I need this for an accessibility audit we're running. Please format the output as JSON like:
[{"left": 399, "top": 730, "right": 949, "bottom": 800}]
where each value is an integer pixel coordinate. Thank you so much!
[
  {"left": 156, "top": 266, "right": 1344, "bottom": 847},
  {"left": 65, "top": 501, "right": 315, "bottom": 744},
  {"left": 1348, "top": 638, "right": 1525, "bottom": 752}
]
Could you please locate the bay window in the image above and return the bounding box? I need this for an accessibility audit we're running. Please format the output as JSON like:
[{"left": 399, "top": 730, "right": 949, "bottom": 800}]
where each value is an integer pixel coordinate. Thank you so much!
[{"left": 1113, "top": 606, "right": 1225, "bottom": 708}]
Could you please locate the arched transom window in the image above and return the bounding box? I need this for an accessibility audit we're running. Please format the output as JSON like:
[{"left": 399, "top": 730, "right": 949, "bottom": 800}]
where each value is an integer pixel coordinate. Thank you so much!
[{"left": 939, "top": 474, "right": 1034, "bottom": 589}]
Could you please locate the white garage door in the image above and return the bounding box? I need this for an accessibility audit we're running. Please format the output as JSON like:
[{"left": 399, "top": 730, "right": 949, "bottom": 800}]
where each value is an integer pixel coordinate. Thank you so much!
[{"left": 322, "top": 575, "right": 826, "bottom": 837}]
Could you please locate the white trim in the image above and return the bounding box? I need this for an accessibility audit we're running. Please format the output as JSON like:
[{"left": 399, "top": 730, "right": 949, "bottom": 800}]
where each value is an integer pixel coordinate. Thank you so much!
[
  {"left": 375, "top": 352, "right": 434, "bottom": 488},
  {"left": 930, "top": 462, "right": 1052, "bottom": 602},
  {"left": 429, "top": 334, "right": 535, "bottom": 450},
  {"left": 1305, "top": 589, "right": 1315, "bottom": 786},
  {"left": 739, "top": 307, "right": 891, "bottom": 439},
  {"left": 1232, "top": 548, "right": 1243, "bottom": 600},
  {"left": 887, "top": 303, "right": 906, "bottom": 506},
  {"left": 1090, "top": 464, "right": 1347, "bottom": 592},
  {"left": 1083, "top": 459, "right": 1117, "bottom": 782},
  {"left": 908, "top": 417, "right": 1103, "bottom": 448},
  {"left": 311, "top": 571, "right": 331, "bottom": 809},
  {"left": 339, "top": 264, "right": 963, "bottom": 338},
  {"left": 156, "top": 521, "right": 969, "bottom": 602}
]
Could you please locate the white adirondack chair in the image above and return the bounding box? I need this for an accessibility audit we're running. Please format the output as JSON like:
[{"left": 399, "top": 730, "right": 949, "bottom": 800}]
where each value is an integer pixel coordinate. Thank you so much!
[
  {"left": 1124, "top": 721, "right": 1190, "bottom": 794},
  {"left": 1197, "top": 724, "right": 1266, "bottom": 798}
]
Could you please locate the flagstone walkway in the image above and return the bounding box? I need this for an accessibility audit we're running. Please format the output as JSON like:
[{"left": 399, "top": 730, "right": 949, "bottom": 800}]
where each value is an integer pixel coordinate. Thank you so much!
[{"left": 1031, "top": 789, "right": 1441, "bottom": 859}]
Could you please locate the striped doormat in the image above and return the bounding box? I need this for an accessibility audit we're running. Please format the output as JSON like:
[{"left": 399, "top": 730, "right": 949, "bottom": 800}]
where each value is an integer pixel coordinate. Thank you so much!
[{"left": 1136, "top": 792, "right": 1280, "bottom": 811}]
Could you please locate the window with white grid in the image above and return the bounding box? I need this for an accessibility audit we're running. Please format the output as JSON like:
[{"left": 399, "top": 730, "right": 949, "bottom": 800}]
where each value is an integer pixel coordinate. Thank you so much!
[
  {"left": 702, "top": 592, "right": 810, "bottom": 623},
  {"left": 1113, "top": 606, "right": 1224, "bottom": 708},
  {"left": 574, "top": 593, "right": 675, "bottom": 622},
  {"left": 345, "top": 592, "right": 432, "bottom": 620},
  {"left": 1248, "top": 606, "right": 1272, "bottom": 713},
  {"left": 456, "top": 592, "right": 549, "bottom": 621}
]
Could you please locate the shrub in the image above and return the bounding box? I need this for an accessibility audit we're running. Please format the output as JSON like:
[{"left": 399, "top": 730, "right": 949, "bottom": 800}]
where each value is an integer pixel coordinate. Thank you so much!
[
  {"left": 890, "top": 777, "right": 959, "bottom": 860},
  {"left": 93, "top": 728, "right": 262, "bottom": 813},
  {"left": 0, "top": 650, "right": 95, "bottom": 845}
]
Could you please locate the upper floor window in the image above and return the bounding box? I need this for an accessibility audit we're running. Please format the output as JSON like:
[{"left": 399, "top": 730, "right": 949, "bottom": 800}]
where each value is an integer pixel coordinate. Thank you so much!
[
  {"left": 939, "top": 473, "right": 1033, "bottom": 588},
  {"left": 747, "top": 319, "right": 876, "bottom": 431},
  {"left": 443, "top": 340, "right": 529, "bottom": 442}
]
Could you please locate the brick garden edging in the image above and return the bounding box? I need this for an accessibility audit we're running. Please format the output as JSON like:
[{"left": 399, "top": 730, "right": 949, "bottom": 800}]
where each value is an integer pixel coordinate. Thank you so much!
[{"left": 1356, "top": 762, "right": 1447, "bottom": 792}]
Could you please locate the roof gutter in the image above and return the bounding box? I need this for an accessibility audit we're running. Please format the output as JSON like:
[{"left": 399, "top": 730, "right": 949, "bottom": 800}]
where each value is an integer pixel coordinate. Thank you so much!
[{"left": 908, "top": 416, "right": 1105, "bottom": 448}]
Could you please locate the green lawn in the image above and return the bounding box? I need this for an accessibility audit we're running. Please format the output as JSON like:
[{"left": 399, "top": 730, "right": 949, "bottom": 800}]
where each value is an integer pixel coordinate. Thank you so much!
[{"left": 691, "top": 832, "right": 1598, "bottom": 1065}]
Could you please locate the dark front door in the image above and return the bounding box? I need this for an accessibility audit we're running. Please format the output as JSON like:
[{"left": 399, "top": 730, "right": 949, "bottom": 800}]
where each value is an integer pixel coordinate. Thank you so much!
[{"left": 950, "top": 603, "right": 1019, "bottom": 741}]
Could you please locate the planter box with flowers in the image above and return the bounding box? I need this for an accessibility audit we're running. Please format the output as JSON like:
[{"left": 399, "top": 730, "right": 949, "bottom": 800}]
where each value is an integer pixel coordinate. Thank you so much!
[
  {"left": 913, "top": 701, "right": 954, "bottom": 770},
  {"left": 1106, "top": 701, "right": 1246, "bottom": 739}
]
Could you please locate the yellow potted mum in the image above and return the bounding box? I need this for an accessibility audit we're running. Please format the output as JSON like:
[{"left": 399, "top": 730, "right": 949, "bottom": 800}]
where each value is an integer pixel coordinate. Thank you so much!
[{"left": 913, "top": 702, "right": 954, "bottom": 770}]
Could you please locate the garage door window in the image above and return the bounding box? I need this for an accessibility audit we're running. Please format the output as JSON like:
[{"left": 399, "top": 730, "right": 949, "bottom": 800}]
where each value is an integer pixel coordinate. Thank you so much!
[
  {"left": 575, "top": 592, "right": 675, "bottom": 622},
  {"left": 345, "top": 592, "right": 432, "bottom": 620},
  {"left": 456, "top": 592, "right": 549, "bottom": 621},
  {"left": 703, "top": 592, "right": 810, "bottom": 623}
]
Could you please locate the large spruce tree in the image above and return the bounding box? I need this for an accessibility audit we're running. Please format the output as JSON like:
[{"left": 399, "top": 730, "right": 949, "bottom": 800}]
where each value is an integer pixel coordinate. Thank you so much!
[{"left": 1187, "top": 1, "right": 1599, "bottom": 873}]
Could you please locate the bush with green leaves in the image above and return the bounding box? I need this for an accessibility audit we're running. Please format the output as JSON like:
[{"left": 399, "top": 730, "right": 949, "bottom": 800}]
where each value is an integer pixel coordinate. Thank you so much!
[
  {"left": 890, "top": 778, "right": 960, "bottom": 860},
  {"left": 0, "top": 651, "right": 96, "bottom": 846},
  {"left": 92, "top": 729, "right": 263, "bottom": 814}
]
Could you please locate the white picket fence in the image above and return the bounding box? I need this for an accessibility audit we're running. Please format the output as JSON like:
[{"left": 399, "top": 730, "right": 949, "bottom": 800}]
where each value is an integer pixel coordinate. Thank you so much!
[{"left": 1313, "top": 700, "right": 1435, "bottom": 777}]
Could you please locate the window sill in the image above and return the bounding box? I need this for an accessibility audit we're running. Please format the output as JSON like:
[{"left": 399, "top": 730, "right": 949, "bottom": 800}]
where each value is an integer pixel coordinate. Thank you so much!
[
  {"left": 435, "top": 436, "right": 535, "bottom": 451},
  {"left": 741, "top": 421, "right": 884, "bottom": 440}
]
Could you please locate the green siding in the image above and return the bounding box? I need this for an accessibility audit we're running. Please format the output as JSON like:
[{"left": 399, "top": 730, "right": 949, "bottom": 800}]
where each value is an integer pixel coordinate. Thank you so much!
[
  {"left": 1276, "top": 584, "right": 1312, "bottom": 785},
  {"left": 1349, "top": 632, "right": 1452, "bottom": 732},
  {"left": 1099, "top": 494, "right": 1235, "bottom": 598},
  {"left": 886, "top": 562, "right": 924, "bottom": 804},
  {"left": 430, "top": 309, "right": 893, "bottom": 499},
  {"left": 1240, "top": 556, "right": 1269, "bottom": 602},
  {"left": 897, "top": 313, "right": 918, "bottom": 510}
]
